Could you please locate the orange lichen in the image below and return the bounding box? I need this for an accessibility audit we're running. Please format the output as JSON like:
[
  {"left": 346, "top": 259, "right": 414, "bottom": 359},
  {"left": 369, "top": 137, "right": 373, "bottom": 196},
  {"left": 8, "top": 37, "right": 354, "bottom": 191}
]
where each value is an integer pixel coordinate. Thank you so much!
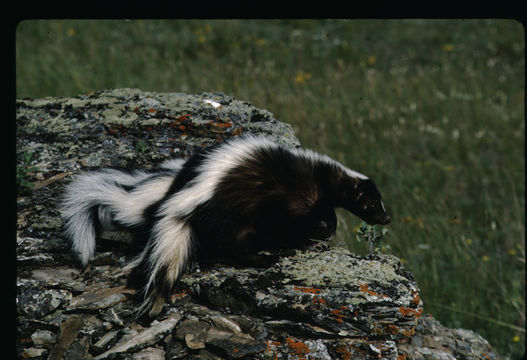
[
  {"left": 359, "top": 283, "right": 388, "bottom": 298},
  {"left": 293, "top": 286, "right": 321, "bottom": 294},
  {"left": 213, "top": 122, "right": 232, "bottom": 128},
  {"left": 312, "top": 296, "right": 326, "bottom": 305},
  {"left": 169, "top": 291, "right": 188, "bottom": 303},
  {"left": 385, "top": 323, "right": 400, "bottom": 335},
  {"left": 265, "top": 340, "right": 281, "bottom": 357},
  {"left": 331, "top": 309, "right": 346, "bottom": 324},
  {"left": 402, "top": 326, "right": 415, "bottom": 338},
  {"left": 398, "top": 307, "right": 423, "bottom": 319},
  {"left": 335, "top": 344, "right": 352, "bottom": 360},
  {"left": 410, "top": 292, "right": 421, "bottom": 306},
  {"left": 177, "top": 114, "right": 190, "bottom": 121},
  {"left": 286, "top": 338, "right": 310, "bottom": 359}
]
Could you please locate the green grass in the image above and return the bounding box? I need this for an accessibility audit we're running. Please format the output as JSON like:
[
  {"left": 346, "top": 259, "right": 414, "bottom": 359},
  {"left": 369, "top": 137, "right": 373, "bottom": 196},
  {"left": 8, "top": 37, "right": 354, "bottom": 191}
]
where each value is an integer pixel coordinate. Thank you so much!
[{"left": 16, "top": 19, "right": 525, "bottom": 358}]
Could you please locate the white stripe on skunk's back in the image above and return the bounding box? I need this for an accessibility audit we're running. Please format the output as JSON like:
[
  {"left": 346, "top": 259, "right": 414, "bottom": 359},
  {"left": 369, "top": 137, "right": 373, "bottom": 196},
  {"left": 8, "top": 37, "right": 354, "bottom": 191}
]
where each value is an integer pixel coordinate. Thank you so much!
[
  {"left": 291, "top": 147, "right": 369, "bottom": 181},
  {"left": 157, "top": 136, "right": 279, "bottom": 219}
]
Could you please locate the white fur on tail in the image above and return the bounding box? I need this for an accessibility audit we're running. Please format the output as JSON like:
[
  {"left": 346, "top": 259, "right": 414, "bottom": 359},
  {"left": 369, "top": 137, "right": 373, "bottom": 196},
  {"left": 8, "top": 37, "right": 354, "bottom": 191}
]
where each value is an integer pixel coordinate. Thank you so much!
[{"left": 61, "top": 168, "right": 175, "bottom": 266}]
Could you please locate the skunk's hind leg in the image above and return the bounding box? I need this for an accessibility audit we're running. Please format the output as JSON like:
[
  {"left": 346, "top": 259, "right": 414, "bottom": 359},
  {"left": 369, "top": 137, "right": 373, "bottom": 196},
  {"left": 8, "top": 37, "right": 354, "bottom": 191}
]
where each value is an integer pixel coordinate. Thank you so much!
[{"left": 126, "top": 217, "right": 193, "bottom": 317}]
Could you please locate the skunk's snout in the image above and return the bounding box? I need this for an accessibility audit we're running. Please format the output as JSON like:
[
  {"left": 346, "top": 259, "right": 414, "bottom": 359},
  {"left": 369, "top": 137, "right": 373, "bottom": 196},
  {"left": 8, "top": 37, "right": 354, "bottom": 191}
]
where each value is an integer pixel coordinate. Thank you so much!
[{"left": 364, "top": 214, "right": 391, "bottom": 226}]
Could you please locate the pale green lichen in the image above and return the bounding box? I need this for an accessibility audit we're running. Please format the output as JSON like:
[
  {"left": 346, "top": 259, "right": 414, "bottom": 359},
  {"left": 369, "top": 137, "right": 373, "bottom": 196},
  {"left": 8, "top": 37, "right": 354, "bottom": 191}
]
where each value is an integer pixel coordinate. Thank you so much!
[{"left": 279, "top": 248, "right": 407, "bottom": 289}]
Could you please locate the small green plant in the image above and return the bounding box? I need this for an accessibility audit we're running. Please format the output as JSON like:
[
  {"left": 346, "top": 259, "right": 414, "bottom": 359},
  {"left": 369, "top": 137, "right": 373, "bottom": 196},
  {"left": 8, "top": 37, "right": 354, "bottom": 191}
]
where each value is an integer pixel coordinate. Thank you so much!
[
  {"left": 17, "top": 151, "right": 38, "bottom": 195},
  {"left": 135, "top": 140, "right": 148, "bottom": 154},
  {"left": 356, "top": 221, "right": 389, "bottom": 254}
]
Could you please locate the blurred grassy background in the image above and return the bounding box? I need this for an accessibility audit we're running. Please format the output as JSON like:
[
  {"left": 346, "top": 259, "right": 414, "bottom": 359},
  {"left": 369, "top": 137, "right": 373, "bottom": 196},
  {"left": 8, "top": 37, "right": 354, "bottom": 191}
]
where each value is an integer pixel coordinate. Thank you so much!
[{"left": 16, "top": 20, "right": 524, "bottom": 357}]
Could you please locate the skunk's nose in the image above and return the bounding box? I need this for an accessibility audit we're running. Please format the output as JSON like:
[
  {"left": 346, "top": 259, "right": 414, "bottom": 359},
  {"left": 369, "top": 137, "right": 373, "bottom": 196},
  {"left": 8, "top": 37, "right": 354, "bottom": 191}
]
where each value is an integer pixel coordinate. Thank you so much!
[{"left": 382, "top": 215, "right": 391, "bottom": 225}]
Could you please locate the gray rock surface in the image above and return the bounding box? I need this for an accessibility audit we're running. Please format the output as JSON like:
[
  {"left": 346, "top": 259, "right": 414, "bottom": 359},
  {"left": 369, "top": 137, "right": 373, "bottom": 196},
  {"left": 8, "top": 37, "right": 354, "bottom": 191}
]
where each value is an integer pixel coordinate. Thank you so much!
[{"left": 16, "top": 89, "right": 502, "bottom": 359}]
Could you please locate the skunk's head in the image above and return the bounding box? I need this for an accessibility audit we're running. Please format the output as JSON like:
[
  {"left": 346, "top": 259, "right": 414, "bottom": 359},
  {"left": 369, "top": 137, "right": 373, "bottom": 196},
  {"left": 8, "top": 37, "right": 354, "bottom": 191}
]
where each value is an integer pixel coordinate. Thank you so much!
[
  {"left": 351, "top": 179, "right": 390, "bottom": 225},
  {"left": 336, "top": 176, "right": 390, "bottom": 226}
]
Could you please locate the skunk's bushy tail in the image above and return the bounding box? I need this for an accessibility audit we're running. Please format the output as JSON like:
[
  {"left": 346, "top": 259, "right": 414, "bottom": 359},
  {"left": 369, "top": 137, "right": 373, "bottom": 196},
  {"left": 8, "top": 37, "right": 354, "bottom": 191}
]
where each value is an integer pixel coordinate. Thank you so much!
[
  {"left": 61, "top": 162, "right": 183, "bottom": 266},
  {"left": 61, "top": 169, "right": 147, "bottom": 265}
]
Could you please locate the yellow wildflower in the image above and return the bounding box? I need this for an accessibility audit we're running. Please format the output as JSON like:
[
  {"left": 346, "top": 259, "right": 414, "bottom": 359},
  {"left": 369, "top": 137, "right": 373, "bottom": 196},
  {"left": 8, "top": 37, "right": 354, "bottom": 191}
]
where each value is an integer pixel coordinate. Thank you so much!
[
  {"left": 66, "top": 28, "right": 76, "bottom": 36},
  {"left": 465, "top": 238, "right": 473, "bottom": 245},
  {"left": 512, "top": 335, "right": 520, "bottom": 342},
  {"left": 255, "top": 38, "right": 267, "bottom": 47},
  {"left": 482, "top": 255, "right": 490, "bottom": 262},
  {"left": 367, "top": 55, "right": 376, "bottom": 65},
  {"left": 442, "top": 44, "right": 454, "bottom": 52},
  {"left": 402, "top": 216, "right": 414, "bottom": 224},
  {"left": 294, "top": 71, "right": 312, "bottom": 85}
]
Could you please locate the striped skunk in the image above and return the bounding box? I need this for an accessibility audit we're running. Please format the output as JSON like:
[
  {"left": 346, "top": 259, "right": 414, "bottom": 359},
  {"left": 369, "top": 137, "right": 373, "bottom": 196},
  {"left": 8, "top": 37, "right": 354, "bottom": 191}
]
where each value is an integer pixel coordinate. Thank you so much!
[{"left": 61, "top": 135, "right": 390, "bottom": 317}]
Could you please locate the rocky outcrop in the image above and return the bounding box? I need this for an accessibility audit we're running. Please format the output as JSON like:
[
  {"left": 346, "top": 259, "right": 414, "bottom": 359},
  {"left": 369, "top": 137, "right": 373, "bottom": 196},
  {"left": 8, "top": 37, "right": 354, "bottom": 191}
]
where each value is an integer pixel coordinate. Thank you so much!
[{"left": 16, "top": 89, "right": 501, "bottom": 359}]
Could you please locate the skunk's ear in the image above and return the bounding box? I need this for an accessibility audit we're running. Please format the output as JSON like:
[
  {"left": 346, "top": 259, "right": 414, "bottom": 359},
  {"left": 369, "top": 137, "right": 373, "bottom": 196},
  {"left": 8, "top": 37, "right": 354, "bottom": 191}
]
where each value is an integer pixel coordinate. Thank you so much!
[{"left": 333, "top": 172, "right": 361, "bottom": 207}]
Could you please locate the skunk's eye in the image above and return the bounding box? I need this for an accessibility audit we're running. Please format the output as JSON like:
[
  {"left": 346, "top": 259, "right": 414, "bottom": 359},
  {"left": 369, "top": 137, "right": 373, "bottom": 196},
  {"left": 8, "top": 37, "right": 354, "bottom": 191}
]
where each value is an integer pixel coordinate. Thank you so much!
[
  {"left": 316, "top": 220, "right": 328, "bottom": 229},
  {"left": 364, "top": 203, "right": 377, "bottom": 211}
]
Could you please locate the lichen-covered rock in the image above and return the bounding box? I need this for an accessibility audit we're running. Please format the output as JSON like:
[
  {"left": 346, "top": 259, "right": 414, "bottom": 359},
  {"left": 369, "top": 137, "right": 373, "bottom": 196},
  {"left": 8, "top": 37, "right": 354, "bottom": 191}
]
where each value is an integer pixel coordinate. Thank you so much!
[
  {"left": 399, "top": 314, "right": 502, "bottom": 360},
  {"left": 17, "top": 285, "right": 72, "bottom": 319},
  {"left": 180, "top": 248, "right": 422, "bottom": 341},
  {"left": 30, "top": 330, "right": 56, "bottom": 350},
  {"left": 16, "top": 89, "right": 502, "bottom": 360},
  {"left": 16, "top": 88, "right": 299, "bottom": 174},
  {"left": 94, "top": 314, "right": 181, "bottom": 359}
]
